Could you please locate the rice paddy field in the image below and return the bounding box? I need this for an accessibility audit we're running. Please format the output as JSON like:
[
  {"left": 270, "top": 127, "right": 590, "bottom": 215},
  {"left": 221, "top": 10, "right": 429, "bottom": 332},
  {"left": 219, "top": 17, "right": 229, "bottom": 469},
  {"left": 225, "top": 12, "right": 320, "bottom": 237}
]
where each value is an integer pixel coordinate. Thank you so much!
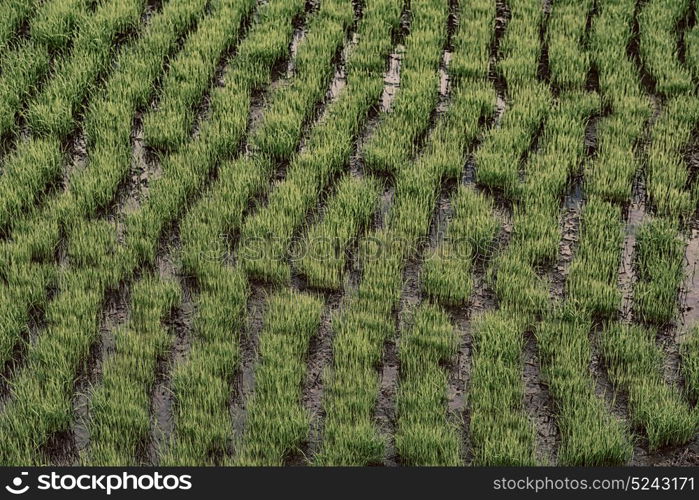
[{"left": 2, "top": 0, "right": 699, "bottom": 468}]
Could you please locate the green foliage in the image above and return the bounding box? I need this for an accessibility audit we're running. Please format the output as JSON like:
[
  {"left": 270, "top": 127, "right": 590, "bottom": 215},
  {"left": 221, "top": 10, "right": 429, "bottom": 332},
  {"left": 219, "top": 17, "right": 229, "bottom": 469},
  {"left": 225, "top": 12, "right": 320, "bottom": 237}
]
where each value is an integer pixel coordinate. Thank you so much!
[
  {"left": 86, "top": 276, "right": 180, "bottom": 466},
  {"left": 603, "top": 323, "right": 698, "bottom": 450},
  {"left": 235, "top": 291, "right": 323, "bottom": 465},
  {"left": 296, "top": 175, "right": 380, "bottom": 290},
  {"left": 396, "top": 304, "right": 461, "bottom": 466},
  {"left": 143, "top": 0, "right": 257, "bottom": 150}
]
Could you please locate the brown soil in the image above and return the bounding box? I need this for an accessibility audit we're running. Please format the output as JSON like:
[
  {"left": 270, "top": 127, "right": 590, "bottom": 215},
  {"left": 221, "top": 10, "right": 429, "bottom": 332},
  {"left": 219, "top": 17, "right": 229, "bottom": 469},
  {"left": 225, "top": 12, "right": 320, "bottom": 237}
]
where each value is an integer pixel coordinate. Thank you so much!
[{"left": 228, "top": 282, "right": 266, "bottom": 459}]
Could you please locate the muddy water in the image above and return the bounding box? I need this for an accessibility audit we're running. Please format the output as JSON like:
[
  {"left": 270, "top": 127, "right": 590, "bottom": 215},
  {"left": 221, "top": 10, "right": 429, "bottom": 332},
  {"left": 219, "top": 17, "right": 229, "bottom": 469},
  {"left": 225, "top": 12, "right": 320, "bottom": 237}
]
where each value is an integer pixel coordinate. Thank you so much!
[
  {"left": 228, "top": 283, "right": 265, "bottom": 459},
  {"left": 435, "top": 51, "right": 453, "bottom": 115},
  {"left": 618, "top": 200, "right": 645, "bottom": 321},
  {"left": 380, "top": 45, "right": 403, "bottom": 112},
  {"left": 522, "top": 333, "right": 559, "bottom": 465}
]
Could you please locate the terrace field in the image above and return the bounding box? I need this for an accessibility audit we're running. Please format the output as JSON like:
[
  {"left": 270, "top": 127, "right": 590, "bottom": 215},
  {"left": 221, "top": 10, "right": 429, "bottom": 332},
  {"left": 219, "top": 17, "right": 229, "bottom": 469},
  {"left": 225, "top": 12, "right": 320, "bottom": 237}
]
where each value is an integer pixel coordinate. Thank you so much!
[{"left": 1, "top": 0, "right": 699, "bottom": 466}]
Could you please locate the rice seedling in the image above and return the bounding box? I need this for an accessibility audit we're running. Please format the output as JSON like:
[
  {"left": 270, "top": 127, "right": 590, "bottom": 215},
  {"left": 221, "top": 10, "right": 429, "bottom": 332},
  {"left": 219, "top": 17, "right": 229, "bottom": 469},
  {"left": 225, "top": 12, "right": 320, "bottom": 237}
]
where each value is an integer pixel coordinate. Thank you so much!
[
  {"left": 235, "top": 291, "right": 323, "bottom": 466},
  {"left": 317, "top": 0, "right": 496, "bottom": 465},
  {"left": 645, "top": 96, "right": 699, "bottom": 221},
  {"left": 362, "top": 0, "right": 449, "bottom": 176},
  {"left": 602, "top": 322, "right": 698, "bottom": 450},
  {"left": 237, "top": 0, "right": 403, "bottom": 283},
  {"left": 546, "top": 0, "right": 594, "bottom": 91},
  {"left": 422, "top": 186, "right": 499, "bottom": 306},
  {"left": 0, "top": 0, "right": 43, "bottom": 52},
  {"left": 166, "top": 0, "right": 391, "bottom": 465},
  {"left": 633, "top": 217, "right": 686, "bottom": 325},
  {"left": 142, "top": 0, "right": 257, "bottom": 151},
  {"left": 395, "top": 303, "right": 461, "bottom": 466},
  {"left": 85, "top": 275, "right": 180, "bottom": 466},
  {"left": 566, "top": 198, "right": 624, "bottom": 318},
  {"left": 296, "top": 175, "right": 381, "bottom": 290},
  {"left": 537, "top": 310, "right": 632, "bottom": 465},
  {"left": 469, "top": 310, "right": 536, "bottom": 466},
  {"left": 638, "top": 0, "right": 694, "bottom": 97}
]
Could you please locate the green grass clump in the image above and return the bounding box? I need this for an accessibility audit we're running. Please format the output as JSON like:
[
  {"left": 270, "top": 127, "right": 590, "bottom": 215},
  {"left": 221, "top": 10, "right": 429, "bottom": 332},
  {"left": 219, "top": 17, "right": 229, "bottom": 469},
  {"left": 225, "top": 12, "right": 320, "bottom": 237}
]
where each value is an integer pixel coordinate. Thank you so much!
[
  {"left": 0, "top": 137, "right": 62, "bottom": 233},
  {"left": 396, "top": 304, "right": 461, "bottom": 466},
  {"left": 422, "top": 187, "right": 498, "bottom": 306},
  {"left": 86, "top": 276, "right": 180, "bottom": 466},
  {"left": 537, "top": 312, "right": 632, "bottom": 465},
  {"left": 296, "top": 175, "right": 380, "bottom": 290},
  {"left": 235, "top": 291, "right": 323, "bottom": 466},
  {"left": 547, "top": 0, "right": 593, "bottom": 90},
  {"left": 638, "top": 0, "right": 694, "bottom": 97},
  {"left": 0, "top": 0, "right": 42, "bottom": 52},
  {"left": 602, "top": 322, "right": 698, "bottom": 450},
  {"left": 142, "top": 0, "right": 257, "bottom": 150},
  {"left": 469, "top": 310, "right": 536, "bottom": 466},
  {"left": 362, "top": 0, "right": 449, "bottom": 176},
  {"left": 633, "top": 218, "right": 685, "bottom": 325}
]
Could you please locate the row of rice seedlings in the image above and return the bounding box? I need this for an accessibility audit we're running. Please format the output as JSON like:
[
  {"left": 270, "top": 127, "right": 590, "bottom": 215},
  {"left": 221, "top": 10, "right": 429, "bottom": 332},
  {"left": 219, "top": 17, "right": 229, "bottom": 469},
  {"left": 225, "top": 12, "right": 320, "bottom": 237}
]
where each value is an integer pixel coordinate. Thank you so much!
[
  {"left": 566, "top": 198, "right": 624, "bottom": 318},
  {"left": 25, "top": 0, "right": 147, "bottom": 137},
  {"left": 0, "top": 0, "right": 302, "bottom": 464},
  {"left": 316, "top": 0, "right": 496, "bottom": 465},
  {"left": 633, "top": 218, "right": 686, "bottom": 325},
  {"left": 295, "top": 175, "right": 381, "bottom": 290},
  {"left": 638, "top": 0, "right": 694, "bottom": 97},
  {"left": 0, "top": 0, "right": 96, "bottom": 138},
  {"left": 141, "top": 0, "right": 257, "bottom": 151},
  {"left": 681, "top": 324, "right": 699, "bottom": 402},
  {"left": 645, "top": 97, "right": 699, "bottom": 221},
  {"left": 0, "top": 0, "right": 42, "bottom": 53},
  {"left": 106, "top": 0, "right": 308, "bottom": 266},
  {"left": 474, "top": 0, "right": 548, "bottom": 196},
  {"left": 0, "top": 0, "right": 149, "bottom": 232},
  {"left": 235, "top": 291, "right": 324, "bottom": 465},
  {"left": 421, "top": 186, "right": 498, "bottom": 306},
  {"left": 395, "top": 303, "right": 461, "bottom": 465},
  {"left": 361, "top": 0, "right": 450, "bottom": 176},
  {"left": 236, "top": 0, "right": 406, "bottom": 284},
  {"left": 470, "top": 310, "right": 536, "bottom": 465},
  {"left": 167, "top": 0, "right": 359, "bottom": 465},
  {"left": 586, "top": 0, "right": 651, "bottom": 203},
  {"left": 0, "top": 0, "right": 214, "bottom": 372},
  {"left": 545, "top": 0, "right": 594, "bottom": 91},
  {"left": 536, "top": 310, "right": 632, "bottom": 465},
  {"left": 602, "top": 322, "right": 698, "bottom": 449},
  {"left": 84, "top": 275, "right": 180, "bottom": 466}
]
